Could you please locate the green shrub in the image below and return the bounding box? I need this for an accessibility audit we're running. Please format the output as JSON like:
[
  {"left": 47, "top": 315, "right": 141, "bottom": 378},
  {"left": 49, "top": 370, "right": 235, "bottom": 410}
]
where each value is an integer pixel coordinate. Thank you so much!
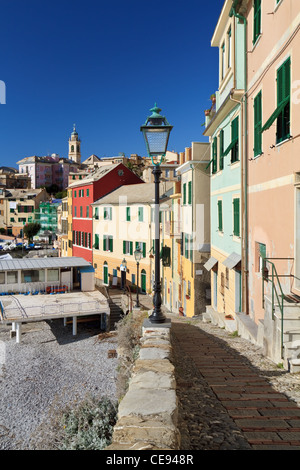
[{"left": 59, "top": 395, "right": 118, "bottom": 450}]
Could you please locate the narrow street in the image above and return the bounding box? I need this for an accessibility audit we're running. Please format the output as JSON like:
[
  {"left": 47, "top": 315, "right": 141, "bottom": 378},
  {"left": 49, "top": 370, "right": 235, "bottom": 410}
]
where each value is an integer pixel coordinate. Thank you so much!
[{"left": 171, "top": 318, "right": 300, "bottom": 450}]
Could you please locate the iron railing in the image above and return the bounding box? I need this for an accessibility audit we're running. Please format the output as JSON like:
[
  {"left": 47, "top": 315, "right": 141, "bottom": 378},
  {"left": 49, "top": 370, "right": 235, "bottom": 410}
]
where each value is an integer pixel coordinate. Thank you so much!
[{"left": 262, "top": 257, "right": 295, "bottom": 358}]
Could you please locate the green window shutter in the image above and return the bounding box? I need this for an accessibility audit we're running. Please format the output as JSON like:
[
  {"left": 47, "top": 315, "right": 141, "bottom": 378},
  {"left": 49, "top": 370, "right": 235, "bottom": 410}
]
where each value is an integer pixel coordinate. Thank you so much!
[
  {"left": 103, "top": 236, "right": 106, "bottom": 251},
  {"left": 109, "top": 237, "right": 113, "bottom": 252},
  {"left": 212, "top": 138, "right": 217, "bottom": 173},
  {"left": 126, "top": 207, "right": 131, "bottom": 221},
  {"left": 123, "top": 240, "right": 126, "bottom": 254},
  {"left": 189, "top": 236, "right": 193, "bottom": 262},
  {"left": 188, "top": 181, "right": 192, "bottom": 204},
  {"left": 231, "top": 117, "right": 239, "bottom": 163},
  {"left": 276, "top": 57, "right": 291, "bottom": 143},
  {"left": 183, "top": 183, "right": 186, "bottom": 204},
  {"left": 253, "top": 0, "right": 261, "bottom": 44},
  {"left": 95, "top": 207, "right": 98, "bottom": 219},
  {"left": 233, "top": 198, "right": 240, "bottom": 237},
  {"left": 95, "top": 234, "right": 99, "bottom": 250},
  {"left": 219, "top": 130, "right": 224, "bottom": 170},
  {"left": 218, "top": 200, "right": 223, "bottom": 232},
  {"left": 185, "top": 234, "right": 188, "bottom": 258},
  {"left": 138, "top": 207, "right": 143, "bottom": 221},
  {"left": 104, "top": 207, "right": 107, "bottom": 220},
  {"left": 130, "top": 241, "right": 133, "bottom": 255},
  {"left": 254, "top": 91, "right": 262, "bottom": 157},
  {"left": 143, "top": 242, "right": 146, "bottom": 258},
  {"left": 80, "top": 206, "right": 82, "bottom": 217}
]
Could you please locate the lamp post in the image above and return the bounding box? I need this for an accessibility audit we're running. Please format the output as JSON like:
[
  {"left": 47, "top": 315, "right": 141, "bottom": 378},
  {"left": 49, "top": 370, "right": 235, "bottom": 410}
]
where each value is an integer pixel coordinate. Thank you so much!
[
  {"left": 141, "top": 103, "right": 173, "bottom": 323},
  {"left": 120, "top": 257, "right": 127, "bottom": 290},
  {"left": 134, "top": 246, "right": 142, "bottom": 308}
]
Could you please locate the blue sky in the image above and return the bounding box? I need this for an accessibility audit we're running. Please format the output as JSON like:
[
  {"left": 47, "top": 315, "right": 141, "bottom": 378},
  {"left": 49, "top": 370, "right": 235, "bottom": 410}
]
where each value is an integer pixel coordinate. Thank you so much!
[{"left": 0, "top": 0, "right": 224, "bottom": 167}]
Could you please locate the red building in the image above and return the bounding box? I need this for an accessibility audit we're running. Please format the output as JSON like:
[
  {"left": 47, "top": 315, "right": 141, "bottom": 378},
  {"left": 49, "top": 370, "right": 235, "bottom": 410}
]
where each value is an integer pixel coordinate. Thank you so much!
[{"left": 69, "top": 163, "right": 143, "bottom": 263}]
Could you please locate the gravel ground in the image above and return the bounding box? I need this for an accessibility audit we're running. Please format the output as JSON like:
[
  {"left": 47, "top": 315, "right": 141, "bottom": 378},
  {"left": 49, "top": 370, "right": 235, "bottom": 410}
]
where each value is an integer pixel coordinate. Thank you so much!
[{"left": 0, "top": 319, "right": 118, "bottom": 450}]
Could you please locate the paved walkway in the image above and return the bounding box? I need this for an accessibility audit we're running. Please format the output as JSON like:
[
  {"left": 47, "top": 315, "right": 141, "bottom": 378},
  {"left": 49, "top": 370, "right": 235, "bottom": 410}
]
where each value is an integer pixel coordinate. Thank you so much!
[{"left": 171, "top": 319, "right": 300, "bottom": 450}]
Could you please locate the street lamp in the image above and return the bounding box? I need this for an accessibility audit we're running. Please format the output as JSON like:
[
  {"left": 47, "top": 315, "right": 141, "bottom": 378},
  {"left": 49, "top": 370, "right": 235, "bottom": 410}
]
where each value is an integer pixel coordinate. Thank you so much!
[
  {"left": 134, "top": 246, "right": 143, "bottom": 308},
  {"left": 140, "top": 103, "right": 173, "bottom": 323}
]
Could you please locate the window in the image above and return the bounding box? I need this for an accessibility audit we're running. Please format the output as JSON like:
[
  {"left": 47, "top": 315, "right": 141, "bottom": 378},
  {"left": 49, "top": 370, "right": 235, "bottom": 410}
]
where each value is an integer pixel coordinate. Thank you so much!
[
  {"left": 219, "top": 130, "right": 224, "bottom": 170},
  {"left": 254, "top": 91, "right": 262, "bottom": 157},
  {"left": 183, "top": 183, "right": 186, "bottom": 204},
  {"left": 104, "top": 207, "right": 112, "bottom": 220},
  {"left": 277, "top": 58, "right": 291, "bottom": 143},
  {"left": 80, "top": 206, "right": 83, "bottom": 217},
  {"left": 217, "top": 200, "right": 223, "bottom": 232},
  {"left": 233, "top": 198, "right": 240, "bottom": 237},
  {"left": 48, "top": 269, "right": 59, "bottom": 282},
  {"left": 221, "top": 42, "right": 225, "bottom": 79},
  {"left": 231, "top": 117, "right": 239, "bottom": 163},
  {"left": 94, "top": 207, "right": 99, "bottom": 220},
  {"left": 21, "top": 270, "right": 45, "bottom": 283},
  {"left": 74, "top": 207, "right": 77, "bottom": 217},
  {"left": 138, "top": 207, "right": 144, "bottom": 222},
  {"left": 126, "top": 207, "right": 131, "bottom": 221},
  {"left": 86, "top": 205, "right": 89, "bottom": 218},
  {"left": 212, "top": 138, "right": 217, "bottom": 174},
  {"left": 87, "top": 189, "right": 89, "bottom": 197},
  {"left": 225, "top": 267, "right": 229, "bottom": 288},
  {"left": 0, "top": 273, "right": 5, "bottom": 284},
  {"left": 255, "top": 242, "right": 266, "bottom": 273},
  {"left": 261, "top": 58, "right": 291, "bottom": 143},
  {"left": 123, "top": 240, "right": 133, "bottom": 255},
  {"left": 253, "top": 0, "right": 261, "bottom": 45},
  {"left": 94, "top": 234, "right": 99, "bottom": 250},
  {"left": 7, "top": 271, "right": 18, "bottom": 284},
  {"left": 103, "top": 235, "right": 113, "bottom": 252},
  {"left": 188, "top": 181, "right": 192, "bottom": 204},
  {"left": 135, "top": 241, "right": 146, "bottom": 258},
  {"left": 227, "top": 27, "right": 232, "bottom": 68}
]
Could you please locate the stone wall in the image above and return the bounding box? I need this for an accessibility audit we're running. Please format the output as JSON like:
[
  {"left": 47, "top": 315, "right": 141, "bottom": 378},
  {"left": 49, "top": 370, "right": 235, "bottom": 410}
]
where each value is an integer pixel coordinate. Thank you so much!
[{"left": 105, "top": 319, "right": 180, "bottom": 451}]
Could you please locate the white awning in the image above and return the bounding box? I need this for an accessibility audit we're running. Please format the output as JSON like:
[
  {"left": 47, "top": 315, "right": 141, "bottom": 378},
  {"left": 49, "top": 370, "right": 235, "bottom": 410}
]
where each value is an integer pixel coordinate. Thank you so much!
[
  {"left": 223, "top": 252, "right": 241, "bottom": 269},
  {"left": 204, "top": 257, "right": 218, "bottom": 271}
]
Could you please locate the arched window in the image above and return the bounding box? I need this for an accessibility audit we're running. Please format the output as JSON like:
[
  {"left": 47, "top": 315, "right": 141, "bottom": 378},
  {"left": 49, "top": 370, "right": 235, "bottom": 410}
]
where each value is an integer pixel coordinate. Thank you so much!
[{"left": 71, "top": 145, "right": 74, "bottom": 153}]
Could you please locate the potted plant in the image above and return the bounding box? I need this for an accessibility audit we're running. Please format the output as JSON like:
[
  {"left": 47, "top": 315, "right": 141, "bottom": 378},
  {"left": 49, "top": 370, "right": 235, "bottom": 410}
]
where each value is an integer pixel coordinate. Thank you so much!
[
  {"left": 205, "top": 109, "right": 211, "bottom": 116},
  {"left": 210, "top": 93, "right": 216, "bottom": 104}
]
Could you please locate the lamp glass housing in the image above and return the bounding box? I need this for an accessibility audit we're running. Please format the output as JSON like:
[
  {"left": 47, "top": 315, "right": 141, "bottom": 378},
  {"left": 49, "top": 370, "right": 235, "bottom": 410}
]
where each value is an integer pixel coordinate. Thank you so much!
[{"left": 134, "top": 247, "right": 143, "bottom": 262}]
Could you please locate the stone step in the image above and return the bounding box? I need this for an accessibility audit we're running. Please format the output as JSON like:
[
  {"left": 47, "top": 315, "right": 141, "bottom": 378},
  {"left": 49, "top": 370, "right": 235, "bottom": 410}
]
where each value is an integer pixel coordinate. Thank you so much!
[
  {"left": 289, "top": 358, "right": 300, "bottom": 373},
  {"left": 283, "top": 329, "right": 300, "bottom": 343}
]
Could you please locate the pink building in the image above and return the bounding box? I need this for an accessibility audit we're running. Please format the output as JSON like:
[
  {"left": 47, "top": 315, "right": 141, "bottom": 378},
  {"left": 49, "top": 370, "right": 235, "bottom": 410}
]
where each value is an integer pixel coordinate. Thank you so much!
[
  {"left": 17, "top": 154, "right": 80, "bottom": 191},
  {"left": 245, "top": 0, "right": 300, "bottom": 366}
]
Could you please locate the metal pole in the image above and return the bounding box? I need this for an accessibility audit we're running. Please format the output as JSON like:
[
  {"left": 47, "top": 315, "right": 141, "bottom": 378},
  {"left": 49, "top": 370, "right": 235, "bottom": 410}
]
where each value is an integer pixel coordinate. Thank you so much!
[
  {"left": 136, "top": 261, "right": 140, "bottom": 308},
  {"left": 149, "top": 165, "right": 166, "bottom": 323}
]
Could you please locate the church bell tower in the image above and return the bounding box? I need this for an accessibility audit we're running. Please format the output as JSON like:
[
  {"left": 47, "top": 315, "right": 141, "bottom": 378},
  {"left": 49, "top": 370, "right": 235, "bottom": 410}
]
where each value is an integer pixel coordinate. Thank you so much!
[{"left": 68, "top": 124, "right": 81, "bottom": 164}]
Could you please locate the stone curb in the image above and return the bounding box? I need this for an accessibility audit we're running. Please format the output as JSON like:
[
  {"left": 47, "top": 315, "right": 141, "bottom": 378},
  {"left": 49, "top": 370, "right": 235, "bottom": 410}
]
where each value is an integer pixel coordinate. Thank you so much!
[{"left": 105, "top": 320, "right": 180, "bottom": 450}]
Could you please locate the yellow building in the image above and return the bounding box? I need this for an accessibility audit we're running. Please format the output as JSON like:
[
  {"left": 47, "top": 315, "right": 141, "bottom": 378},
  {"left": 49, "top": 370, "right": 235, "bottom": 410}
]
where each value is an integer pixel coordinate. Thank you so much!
[
  {"left": 92, "top": 182, "right": 172, "bottom": 297},
  {"left": 175, "top": 143, "right": 211, "bottom": 317}
]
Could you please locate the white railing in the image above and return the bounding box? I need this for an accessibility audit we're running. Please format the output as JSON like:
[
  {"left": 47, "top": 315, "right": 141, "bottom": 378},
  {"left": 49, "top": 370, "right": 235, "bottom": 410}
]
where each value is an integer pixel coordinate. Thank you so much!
[{"left": 1, "top": 299, "right": 107, "bottom": 321}]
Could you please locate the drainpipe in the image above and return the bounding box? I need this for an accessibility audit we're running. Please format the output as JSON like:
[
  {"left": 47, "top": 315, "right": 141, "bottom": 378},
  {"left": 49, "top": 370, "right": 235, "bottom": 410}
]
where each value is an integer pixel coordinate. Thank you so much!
[{"left": 229, "top": 0, "right": 248, "bottom": 315}]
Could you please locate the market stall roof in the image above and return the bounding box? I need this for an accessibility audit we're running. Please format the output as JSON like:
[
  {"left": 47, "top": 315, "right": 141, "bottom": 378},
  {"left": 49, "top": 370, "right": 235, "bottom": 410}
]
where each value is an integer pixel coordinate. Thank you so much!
[{"left": 0, "top": 257, "right": 92, "bottom": 272}]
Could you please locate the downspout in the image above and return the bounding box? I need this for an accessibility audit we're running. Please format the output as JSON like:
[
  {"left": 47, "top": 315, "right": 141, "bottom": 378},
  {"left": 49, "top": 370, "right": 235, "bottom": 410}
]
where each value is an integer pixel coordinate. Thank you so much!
[{"left": 229, "top": 0, "right": 248, "bottom": 315}]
